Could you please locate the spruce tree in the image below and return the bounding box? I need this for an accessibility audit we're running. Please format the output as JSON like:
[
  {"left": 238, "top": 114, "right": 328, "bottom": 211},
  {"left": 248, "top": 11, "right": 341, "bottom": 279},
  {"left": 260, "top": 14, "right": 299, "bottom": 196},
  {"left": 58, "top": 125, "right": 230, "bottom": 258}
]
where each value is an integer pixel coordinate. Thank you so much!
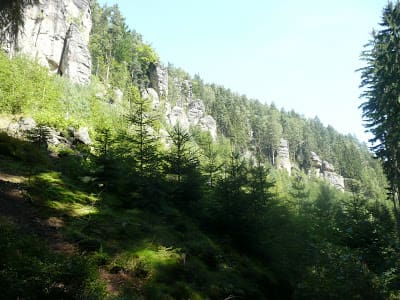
[
  {"left": 359, "top": 1, "right": 400, "bottom": 234},
  {"left": 126, "top": 86, "right": 161, "bottom": 180}
]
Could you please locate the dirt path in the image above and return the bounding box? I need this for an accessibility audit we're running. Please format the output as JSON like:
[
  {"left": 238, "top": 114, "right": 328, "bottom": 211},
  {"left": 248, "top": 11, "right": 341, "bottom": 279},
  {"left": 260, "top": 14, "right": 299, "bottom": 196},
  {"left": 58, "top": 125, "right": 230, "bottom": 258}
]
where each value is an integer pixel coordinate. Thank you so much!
[{"left": 0, "top": 173, "right": 77, "bottom": 255}]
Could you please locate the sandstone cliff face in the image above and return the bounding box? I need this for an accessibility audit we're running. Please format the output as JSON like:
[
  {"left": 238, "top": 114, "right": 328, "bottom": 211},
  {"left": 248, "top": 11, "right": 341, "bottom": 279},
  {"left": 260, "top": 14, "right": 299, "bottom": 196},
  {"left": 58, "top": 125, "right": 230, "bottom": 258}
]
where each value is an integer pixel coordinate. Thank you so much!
[
  {"left": 277, "top": 138, "right": 292, "bottom": 175},
  {"left": 150, "top": 64, "right": 168, "bottom": 97},
  {"left": 142, "top": 88, "right": 160, "bottom": 109},
  {"left": 310, "top": 151, "right": 345, "bottom": 191},
  {"left": 59, "top": 23, "right": 91, "bottom": 84},
  {"left": 5, "top": 0, "right": 92, "bottom": 84},
  {"left": 150, "top": 66, "right": 218, "bottom": 140}
]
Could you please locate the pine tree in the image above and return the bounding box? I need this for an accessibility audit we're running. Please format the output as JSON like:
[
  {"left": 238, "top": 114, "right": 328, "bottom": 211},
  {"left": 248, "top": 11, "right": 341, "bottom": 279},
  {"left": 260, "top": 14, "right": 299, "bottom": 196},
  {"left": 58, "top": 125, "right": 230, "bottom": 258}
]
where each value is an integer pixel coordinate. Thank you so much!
[
  {"left": 166, "top": 124, "right": 198, "bottom": 184},
  {"left": 359, "top": 1, "right": 400, "bottom": 235},
  {"left": 248, "top": 148, "right": 275, "bottom": 215},
  {"left": 126, "top": 85, "right": 161, "bottom": 180}
]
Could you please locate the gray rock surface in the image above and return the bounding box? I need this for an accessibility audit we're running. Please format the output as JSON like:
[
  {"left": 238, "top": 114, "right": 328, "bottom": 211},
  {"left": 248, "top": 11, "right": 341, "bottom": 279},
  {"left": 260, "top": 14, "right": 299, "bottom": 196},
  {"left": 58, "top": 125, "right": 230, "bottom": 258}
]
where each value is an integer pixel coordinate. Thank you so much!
[
  {"left": 172, "top": 78, "right": 193, "bottom": 107},
  {"left": 311, "top": 151, "right": 322, "bottom": 168},
  {"left": 309, "top": 151, "right": 344, "bottom": 191},
  {"left": 188, "top": 99, "right": 205, "bottom": 125},
  {"left": 59, "top": 23, "right": 91, "bottom": 84},
  {"left": 0, "top": 117, "right": 71, "bottom": 146},
  {"left": 4, "top": 0, "right": 92, "bottom": 84},
  {"left": 150, "top": 64, "right": 168, "bottom": 97},
  {"left": 142, "top": 88, "right": 160, "bottom": 109},
  {"left": 199, "top": 115, "right": 217, "bottom": 141},
  {"left": 277, "top": 138, "right": 291, "bottom": 175},
  {"left": 164, "top": 98, "right": 217, "bottom": 140},
  {"left": 73, "top": 127, "right": 91, "bottom": 145},
  {"left": 324, "top": 171, "right": 345, "bottom": 191},
  {"left": 18, "top": 117, "right": 36, "bottom": 132},
  {"left": 322, "top": 160, "right": 335, "bottom": 172},
  {"left": 167, "top": 106, "right": 189, "bottom": 131},
  {"left": 45, "top": 127, "right": 69, "bottom": 146},
  {"left": 181, "top": 80, "right": 193, "bottom": 101}
]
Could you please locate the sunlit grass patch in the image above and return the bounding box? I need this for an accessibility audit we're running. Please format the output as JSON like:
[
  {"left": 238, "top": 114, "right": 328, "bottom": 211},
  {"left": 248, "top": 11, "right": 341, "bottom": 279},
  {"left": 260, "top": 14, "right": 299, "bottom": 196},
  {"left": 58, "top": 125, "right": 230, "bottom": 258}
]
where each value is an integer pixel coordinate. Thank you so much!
[
  {"left": 30, "top": 171, "right": 100, "bottom": 216},
  {"left": 47, "top": 201, "right": 98, "bottom": 217},
  {"left": 135, "top": 246, "right": 181, "bottom": 267},
  {"left": 110, "top": 244, "right": 181, "bottom": 279}
]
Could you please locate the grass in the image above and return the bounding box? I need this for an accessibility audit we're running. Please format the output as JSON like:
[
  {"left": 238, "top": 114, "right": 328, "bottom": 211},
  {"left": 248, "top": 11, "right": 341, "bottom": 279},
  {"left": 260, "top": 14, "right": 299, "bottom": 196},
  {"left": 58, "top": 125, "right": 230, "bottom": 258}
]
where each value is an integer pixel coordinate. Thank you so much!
[{"left": 30, "top": 171, "right": 100, "bottom": 216}]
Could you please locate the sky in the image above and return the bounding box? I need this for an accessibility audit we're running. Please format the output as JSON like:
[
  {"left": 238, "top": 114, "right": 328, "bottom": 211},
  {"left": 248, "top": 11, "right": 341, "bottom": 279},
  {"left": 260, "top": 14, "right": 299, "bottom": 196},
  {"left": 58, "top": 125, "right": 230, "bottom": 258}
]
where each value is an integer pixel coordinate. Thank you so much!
[{"left": 98, "top": 0, "right": 388, "bottom": 143}]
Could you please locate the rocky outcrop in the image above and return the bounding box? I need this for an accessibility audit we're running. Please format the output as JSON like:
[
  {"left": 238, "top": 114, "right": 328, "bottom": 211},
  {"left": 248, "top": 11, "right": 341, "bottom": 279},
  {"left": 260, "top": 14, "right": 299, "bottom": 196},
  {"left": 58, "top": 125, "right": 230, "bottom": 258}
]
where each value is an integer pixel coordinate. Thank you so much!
[
  {"left": 0, "top": 116, "right": 92, "bottom": 147},
  {"left": 4, "top": 0, "right": 92, "bottom": 84},
  {"left": 277, "top": 138, "right": 291, "bottom": 175},
  {"left": 310, "top": 151, "right": 344, "bottom": 191},
  {"left": 72, "top": 127, "right": 91, "bottom": 145},
  {"left": 167, "top": 105, "right": 190, "bottom": 131},
  {"left": 323, "top": 171, "right": 345, "bottom": 191},
  {"left": 59, "top": 23, "right": 91, "bottom": 84},
  {"left": 188, "top": 100, "right": 217, "bottom": 137},
  {"left": 149, "top": 71, "right": 217, "bottom": 140},
  {"left": 166, "top": 98, "right": 217, "bottom": 140},
  {"left": 173, "top": 78, "right": 193, "bottom": 106},
  {"left": 142, "top": 88, "right": 160, "bottom": 109},
  {"left": 311, "top": 151, "right": 322, "bottom": 169},
  {"left": 199, "top": 115, "right": 217, "bottom": 141},
  {"left": 150, "top": 64, "right": 168, "bottom": 97},
  {"left": 188, "top": 100, "right": 205, "bottom": 125}
]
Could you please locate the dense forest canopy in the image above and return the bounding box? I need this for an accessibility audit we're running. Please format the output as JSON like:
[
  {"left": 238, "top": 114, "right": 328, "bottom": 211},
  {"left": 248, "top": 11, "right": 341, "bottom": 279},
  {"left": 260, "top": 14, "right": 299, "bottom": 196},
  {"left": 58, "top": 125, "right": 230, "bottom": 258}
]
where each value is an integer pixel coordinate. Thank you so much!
[{"left": 0, "top": 1, "right": 398, "bottom": 299}]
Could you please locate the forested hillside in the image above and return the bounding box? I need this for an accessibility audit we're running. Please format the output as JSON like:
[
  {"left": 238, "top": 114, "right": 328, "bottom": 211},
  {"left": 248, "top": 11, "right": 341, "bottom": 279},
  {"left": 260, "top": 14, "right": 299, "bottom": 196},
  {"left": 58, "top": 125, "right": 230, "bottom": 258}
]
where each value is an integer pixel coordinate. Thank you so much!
[
  {"left": 89, "top": 1, "right": 387, "bottom": 198},
  {"left": 0, "top": 1, "right": 399, "bottom": 299}
]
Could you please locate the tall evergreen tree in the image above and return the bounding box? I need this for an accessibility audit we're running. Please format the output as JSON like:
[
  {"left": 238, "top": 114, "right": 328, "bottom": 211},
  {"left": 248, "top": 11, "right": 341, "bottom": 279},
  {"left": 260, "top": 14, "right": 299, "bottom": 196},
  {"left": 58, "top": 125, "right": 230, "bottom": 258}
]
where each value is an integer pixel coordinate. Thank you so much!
[{"left": 359, "top": 1, "right": 400, "bottom": 233}]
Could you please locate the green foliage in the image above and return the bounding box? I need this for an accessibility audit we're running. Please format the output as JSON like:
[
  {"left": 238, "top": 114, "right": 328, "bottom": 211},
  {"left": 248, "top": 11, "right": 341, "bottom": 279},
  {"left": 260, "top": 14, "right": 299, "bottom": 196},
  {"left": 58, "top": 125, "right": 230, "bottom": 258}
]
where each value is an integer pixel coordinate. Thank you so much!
[
  {"left": 0, "top": 52, "right": 61, "bottom": 116},
  {"left": 173, "top": 64, "right": 388, "bottom": 202},
  {"left": 166, "top": 124, "right": 199, "bottom": 184},
  {"left": 295, "top": 242, "right": 382, "bottom": 300},
  {"left": 0, "top": 1, "right": 397, "bottom": 298},
  {"left": 359, "top": 1, "right": 400, "bottom": 235},
  {"left": 89, "top": 2, "right": 159, "bottom": 89},
  {"left": 126, "top": 86, "right": 162, "bottom": 179},
  {"left": 0, "top": 221, "right": 106, "bottom": 299}
]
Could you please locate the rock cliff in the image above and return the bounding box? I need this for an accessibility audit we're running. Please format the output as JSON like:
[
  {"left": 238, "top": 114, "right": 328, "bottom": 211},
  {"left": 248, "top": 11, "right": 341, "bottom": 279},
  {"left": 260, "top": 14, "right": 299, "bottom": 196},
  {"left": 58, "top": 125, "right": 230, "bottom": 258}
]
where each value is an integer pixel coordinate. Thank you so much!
[
  {"left": 277, "top": 138, "right": 292, "bottom": 175},
  {"left": 150, "top": 66, "right": 218, "bottom": 140},
  {"left": 150, "top": 64, "right": 168, "bottom": 97},
  {"left": 4, "top": 0, "right": 92, "bottom": 84},
  {"left": 310, "top": 151, "right": 345, "bottom": 191}
]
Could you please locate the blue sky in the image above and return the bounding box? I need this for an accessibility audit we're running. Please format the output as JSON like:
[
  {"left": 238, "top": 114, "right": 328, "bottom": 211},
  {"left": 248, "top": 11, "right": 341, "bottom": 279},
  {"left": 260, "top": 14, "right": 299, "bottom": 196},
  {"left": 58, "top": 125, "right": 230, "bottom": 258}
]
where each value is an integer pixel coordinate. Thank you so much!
[{"left": 98, "top": 0, "right": 387, "bottom": 143}]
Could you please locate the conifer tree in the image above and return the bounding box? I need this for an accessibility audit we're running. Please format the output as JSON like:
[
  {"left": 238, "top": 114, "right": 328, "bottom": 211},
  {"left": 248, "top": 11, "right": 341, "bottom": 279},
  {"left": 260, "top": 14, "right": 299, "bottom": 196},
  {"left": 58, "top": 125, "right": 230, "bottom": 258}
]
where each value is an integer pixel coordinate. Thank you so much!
[
  {"left": 126, "top": 85, "right": 160, "bottom": 180},
  {"left": 359, "top": 1, "right": 400, "bottom": 234},
  {"left": 166, "top": 124, "right": 198, "bottom": 184}
]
